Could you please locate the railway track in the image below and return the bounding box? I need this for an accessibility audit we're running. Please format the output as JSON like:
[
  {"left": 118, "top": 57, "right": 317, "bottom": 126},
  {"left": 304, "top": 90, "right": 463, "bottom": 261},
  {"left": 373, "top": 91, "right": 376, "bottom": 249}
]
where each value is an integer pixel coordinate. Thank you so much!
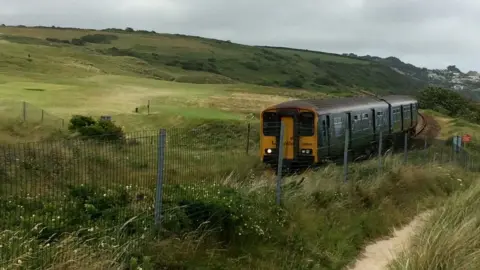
[{"left": 414, "top": 112, "right": 428, "bottom": 137}]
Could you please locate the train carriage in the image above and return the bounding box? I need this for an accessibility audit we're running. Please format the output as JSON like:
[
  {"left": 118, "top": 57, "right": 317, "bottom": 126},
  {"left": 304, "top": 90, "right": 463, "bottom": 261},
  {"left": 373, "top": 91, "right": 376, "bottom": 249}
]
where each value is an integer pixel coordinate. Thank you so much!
[{"left": 260, "top": 95, "right": 419, "bottom": 168}]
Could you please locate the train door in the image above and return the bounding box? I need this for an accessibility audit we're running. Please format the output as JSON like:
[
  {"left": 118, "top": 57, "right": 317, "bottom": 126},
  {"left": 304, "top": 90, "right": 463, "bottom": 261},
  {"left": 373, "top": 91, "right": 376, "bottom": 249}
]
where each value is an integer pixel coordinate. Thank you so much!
[
  {"left": 399, "top": 105, "right": 403, "bottom": 131},
  {"left": 409, "top": 104, "right": 413, "bottom": 128},
  {"left": 347, "top": 112, "right": 352, "bottom": 148},
  {"left": 331, "top": 113, "right": 346, "bottom": 156},
  {"left": 318, "top": 115, "right": 330, "bottom": 158},
  {"left": 280, "top": 116, "right": 295, "bottom": 160},
  {"left": 371, "top": 109, "right": 376, "bottom": 137}
]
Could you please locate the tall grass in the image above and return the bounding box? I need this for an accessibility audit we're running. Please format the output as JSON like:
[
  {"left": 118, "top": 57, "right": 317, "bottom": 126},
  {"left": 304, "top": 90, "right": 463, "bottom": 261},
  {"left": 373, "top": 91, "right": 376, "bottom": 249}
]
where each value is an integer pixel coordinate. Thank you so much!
[
  {"left": 1, "top": 149, "right": 474, "bottom": 269},
  {"left": 388, "top": 177, "right": 480, "bottom": 270}
]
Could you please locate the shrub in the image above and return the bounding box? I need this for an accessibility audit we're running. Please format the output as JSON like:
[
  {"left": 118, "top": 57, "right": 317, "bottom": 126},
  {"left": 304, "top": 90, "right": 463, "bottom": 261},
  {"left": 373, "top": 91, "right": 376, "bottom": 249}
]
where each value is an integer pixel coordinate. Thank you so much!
[
  {"left": 68, "top": 115, "right": 124, "bottom": 141},
  {"left": 284, "top": 76, "right": 304, "bottom": 88},
  {"left": 314, "top": 76, "right": 337, "bottom": 86},
  {"left": 242, "top": 61, "right": 260, "bottom": 71},
  {"left": 418, "top": 86, "right": 480, "bottom": 124},
  {"left": 71, "top": 38, "right": 85, "bottom": 46},
  {"left": 45, "top": 37, "right": 70, "bottom": 44},
  {"left": 68, "top": 115, "right": 96, "bottom": 132},
  {"left": 79, "top": 34, "right": 118, "bottom": 44}
]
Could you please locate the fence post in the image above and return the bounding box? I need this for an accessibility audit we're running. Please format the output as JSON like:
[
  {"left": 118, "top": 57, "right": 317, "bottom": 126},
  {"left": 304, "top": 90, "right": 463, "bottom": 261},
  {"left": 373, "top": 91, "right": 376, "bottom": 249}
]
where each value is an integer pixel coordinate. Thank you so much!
[
  {"left": 403, "top": 132, "right": 408, "bottom": 164},
  {"left": 147, "top": 100, "right": 150, "bottom": 115},
  {"left": 246, "top": 123, "right": 251, "bottom": 154},
  {"left": 155, "top": 129, "right": 167, "bottom": 226},
  {"left": 276, "top": 122, "right": 285, "bottom": 206},
  {"left": 378, "top": 131, "right": 383, "bottom": 174},
  {"left": 22, "top": 101, "right": 26, "bottom": 122},
  {"left": 343, "top": 128, "right": 350, "bottom": 183}
]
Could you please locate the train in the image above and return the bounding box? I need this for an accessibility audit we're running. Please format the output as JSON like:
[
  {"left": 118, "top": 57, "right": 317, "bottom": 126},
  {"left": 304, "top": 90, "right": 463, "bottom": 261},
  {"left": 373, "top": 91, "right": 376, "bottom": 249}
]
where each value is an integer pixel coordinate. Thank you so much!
[{"left": 260, "top": 95, "right": 419, "bottom": 168}]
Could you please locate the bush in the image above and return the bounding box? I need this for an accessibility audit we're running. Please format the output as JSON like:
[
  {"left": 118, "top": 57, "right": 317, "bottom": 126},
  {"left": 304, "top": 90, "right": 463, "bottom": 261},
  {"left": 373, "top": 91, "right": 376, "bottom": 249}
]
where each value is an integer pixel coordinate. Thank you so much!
[
  {"left": 79, "top": 34, "right": 118, "bottom": 44},
  {"left": 45, "top": 37, "right": 70, "bottom": 44},
  {"left": 284, "top": 76, "right": 304, "bottom": 88},
  {"left": 418, "top": 86, "right": 480, "bottom": 123},
  {"left": 71, "top": 38, "right": 85, "bottom": 46},
  {"left": 68, "top": 115, "right": 124, "bottom": 141},
  {"left": 314, "top": 76, "right": 337, "bottom": 86}
]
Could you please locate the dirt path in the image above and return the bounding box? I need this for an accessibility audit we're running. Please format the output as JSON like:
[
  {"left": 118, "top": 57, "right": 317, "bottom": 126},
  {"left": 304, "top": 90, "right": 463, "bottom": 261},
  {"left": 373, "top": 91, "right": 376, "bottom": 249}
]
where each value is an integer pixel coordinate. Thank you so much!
[{"left": 346, "top": 211, "right": 431, "bottom": 270}]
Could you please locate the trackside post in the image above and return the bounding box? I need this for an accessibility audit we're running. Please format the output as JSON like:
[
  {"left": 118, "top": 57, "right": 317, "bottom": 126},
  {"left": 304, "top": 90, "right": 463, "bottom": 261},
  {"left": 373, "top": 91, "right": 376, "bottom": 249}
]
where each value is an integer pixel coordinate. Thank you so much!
[
  {"left": 378, "top": 131, "right": 383, "bottom": 174},
  {"left": 155, "top": 129, "right": 167, "bottom": 226},
  {"left": 276, "top": 122, "right": 285, "bottom": 206},
  {"left": 343, "top": 128, "right": 349, "bottom": 183},
  {"left": 246, "top": 123, "right": 251, "bottom": 154},
  {"left": 403, "top": 132, "right": 408, "bottom": 164}
]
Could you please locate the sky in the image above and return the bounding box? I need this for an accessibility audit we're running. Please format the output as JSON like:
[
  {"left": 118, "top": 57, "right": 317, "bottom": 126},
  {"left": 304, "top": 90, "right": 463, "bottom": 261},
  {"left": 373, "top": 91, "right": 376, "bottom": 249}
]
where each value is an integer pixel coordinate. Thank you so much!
[{"left": 1, "top": 0, "right": 479, "bottom": 71}]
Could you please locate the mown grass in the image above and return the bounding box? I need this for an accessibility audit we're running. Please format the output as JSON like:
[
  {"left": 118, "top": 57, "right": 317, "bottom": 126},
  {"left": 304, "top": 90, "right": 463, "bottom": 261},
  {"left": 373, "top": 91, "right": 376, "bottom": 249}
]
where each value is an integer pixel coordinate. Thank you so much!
[{"left": 0, "top": 126, "right": 476, "bottom": 269}]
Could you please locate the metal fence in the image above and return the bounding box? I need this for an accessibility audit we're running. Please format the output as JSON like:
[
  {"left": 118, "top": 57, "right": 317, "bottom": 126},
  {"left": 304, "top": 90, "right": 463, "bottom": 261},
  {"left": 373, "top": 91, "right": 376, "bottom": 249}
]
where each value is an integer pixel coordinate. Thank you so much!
[
  {"left": 0, "top": 122, "right": 477, "bottom": 268},
  {"left": 0, "top": 100, "right": 66, "bottom": 129}
]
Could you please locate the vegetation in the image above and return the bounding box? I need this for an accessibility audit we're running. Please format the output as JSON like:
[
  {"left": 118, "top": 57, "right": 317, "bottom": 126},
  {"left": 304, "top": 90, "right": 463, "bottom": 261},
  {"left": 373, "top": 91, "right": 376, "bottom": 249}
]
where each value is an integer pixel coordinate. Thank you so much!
[
  {"left": 2, "top": 24, "right": 480, "bottom": 269},
  {"left": 418, "top": 86, "right": 480, "bottom": 122},
  {"left": 1, "top": 141, "right": 474, "bottom": 269},
  {"left": 68, "top": 115, "right": 125, "bottom": 141},
  {"left": 0, "top": 25, "right": 431, "bottom": 96},
  {"left": 388, "top": 180, "right": 480, "bottom": 270}
]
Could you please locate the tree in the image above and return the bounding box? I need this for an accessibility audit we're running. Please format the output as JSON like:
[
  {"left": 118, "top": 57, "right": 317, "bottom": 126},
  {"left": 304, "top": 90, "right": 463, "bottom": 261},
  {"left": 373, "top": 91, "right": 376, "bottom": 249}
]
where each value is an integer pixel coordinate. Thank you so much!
[
  {"left": 447, "top": 65, "right": 461, "bottom": 73},
  {"left": 417, "top": 86, "right": 469, "bottom": 117}
]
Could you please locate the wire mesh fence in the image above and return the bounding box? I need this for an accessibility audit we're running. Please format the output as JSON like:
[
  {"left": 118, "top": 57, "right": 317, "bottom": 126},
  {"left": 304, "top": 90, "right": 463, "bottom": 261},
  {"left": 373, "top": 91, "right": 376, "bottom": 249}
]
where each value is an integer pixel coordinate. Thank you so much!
[
  {"left": 0, "top": 120, "right": 478, "bottom": 268},
  {"left": 0, "top": 100, "right": 66, "bottom": 129}
]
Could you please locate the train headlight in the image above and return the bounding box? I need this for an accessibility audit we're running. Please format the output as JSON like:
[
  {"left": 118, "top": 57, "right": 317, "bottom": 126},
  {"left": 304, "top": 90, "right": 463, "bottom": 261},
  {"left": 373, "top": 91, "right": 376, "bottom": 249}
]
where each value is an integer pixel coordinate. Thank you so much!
[
  {"left": 301, "top": 149, "right": 312, "bottom": 155},
  {"left": 266, "top": 148, "right": 273, "bottom": 154}
]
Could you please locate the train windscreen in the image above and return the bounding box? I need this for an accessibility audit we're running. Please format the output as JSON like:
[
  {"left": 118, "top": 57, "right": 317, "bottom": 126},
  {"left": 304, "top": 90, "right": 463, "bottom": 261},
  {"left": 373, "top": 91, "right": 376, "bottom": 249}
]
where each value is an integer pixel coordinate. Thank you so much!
[
  {"left": 262, "top": 112, "right": 280, "bottom": 136},
  {"left": 298, "top": 112, "right": 315, "bottom": 136}
]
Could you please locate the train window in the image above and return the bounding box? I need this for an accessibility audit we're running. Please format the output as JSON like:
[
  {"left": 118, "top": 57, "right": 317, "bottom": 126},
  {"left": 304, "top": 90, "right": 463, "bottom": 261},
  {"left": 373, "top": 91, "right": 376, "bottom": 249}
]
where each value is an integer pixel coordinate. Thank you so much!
[
  {"left": 262, "top": 112, "right": 280, "bottom": 136},
  {"left": 333, "top": 117, "right": 344, "bottom": 137},
  {"left": 377, "top": 111, "right": 384, "bottom": 126},
  {"left": 321, "top": 120, "right": 327, "bottom": 137},
  {"left": 319, "top": 119, "right": 327, "bottom": 146},
  {"left": 363, "top": 113, "right": 369, "bottom": 119},
  {"left": 393, "top": 108, "right": 401, "bottom": 122},
  {"left": 263, "top": 112, "right": 278, "bottom": 122},
  {"left": 298, "top": 112, "right": 315, "bottom": 136}
]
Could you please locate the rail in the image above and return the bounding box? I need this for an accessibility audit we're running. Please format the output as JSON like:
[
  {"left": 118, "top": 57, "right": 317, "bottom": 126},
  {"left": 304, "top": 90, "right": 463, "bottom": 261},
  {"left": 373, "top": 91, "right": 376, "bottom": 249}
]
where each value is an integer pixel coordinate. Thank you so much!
[{"left": 414, "top": 112, "right": 427, "bottom": 137}]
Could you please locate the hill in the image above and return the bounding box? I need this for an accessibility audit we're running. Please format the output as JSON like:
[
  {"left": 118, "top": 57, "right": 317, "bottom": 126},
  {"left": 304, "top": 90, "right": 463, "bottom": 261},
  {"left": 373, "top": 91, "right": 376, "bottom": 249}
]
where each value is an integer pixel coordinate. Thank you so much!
[
  {"left": 0, "top": 25, "right": 440, "bottom": 96},
  {"left": 1, "top": 24, "right": 477, "bottom": 98}
]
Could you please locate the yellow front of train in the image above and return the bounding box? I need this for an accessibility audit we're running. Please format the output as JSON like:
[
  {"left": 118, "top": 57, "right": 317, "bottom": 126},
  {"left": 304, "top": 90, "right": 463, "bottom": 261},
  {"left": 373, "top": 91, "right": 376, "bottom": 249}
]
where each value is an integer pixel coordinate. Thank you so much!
[{"left": 260, "top": 107, "right": 318, "bottom": 168}]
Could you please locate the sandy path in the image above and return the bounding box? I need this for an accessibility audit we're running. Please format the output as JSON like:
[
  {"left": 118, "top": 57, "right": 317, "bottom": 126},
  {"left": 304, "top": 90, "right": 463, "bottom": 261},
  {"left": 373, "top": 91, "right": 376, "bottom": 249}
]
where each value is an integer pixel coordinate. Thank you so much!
[{"left": 347, "top": 211, "right": 431, "bottom": 270}]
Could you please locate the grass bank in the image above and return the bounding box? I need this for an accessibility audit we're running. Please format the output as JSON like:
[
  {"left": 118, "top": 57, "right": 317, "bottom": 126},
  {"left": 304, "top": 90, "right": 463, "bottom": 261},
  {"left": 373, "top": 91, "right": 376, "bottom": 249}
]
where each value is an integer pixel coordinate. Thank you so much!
[{"left": 388, "top": 176, "right": 480, "bottom": 270}]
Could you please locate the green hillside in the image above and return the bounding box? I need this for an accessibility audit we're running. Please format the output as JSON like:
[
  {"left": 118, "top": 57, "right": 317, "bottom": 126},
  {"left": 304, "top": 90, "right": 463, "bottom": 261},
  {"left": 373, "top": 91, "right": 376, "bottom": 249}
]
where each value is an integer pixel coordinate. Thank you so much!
[{"left": 0, "top": 25, "right": 427, "bottom": 96}]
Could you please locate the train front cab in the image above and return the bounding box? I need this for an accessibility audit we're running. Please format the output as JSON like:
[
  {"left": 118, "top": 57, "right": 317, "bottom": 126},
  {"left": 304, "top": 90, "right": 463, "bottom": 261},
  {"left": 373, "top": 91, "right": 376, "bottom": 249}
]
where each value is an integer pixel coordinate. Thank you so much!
[{"left": 260, "top": 108, "right": 318, "bottom": 168}]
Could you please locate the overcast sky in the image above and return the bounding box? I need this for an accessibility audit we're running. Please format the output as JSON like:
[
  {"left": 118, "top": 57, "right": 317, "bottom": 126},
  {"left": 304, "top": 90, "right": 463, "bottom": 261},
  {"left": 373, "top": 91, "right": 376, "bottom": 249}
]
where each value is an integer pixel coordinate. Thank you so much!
[{"left": 1, "top": 0, "right": 479, "bottom": 71}]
